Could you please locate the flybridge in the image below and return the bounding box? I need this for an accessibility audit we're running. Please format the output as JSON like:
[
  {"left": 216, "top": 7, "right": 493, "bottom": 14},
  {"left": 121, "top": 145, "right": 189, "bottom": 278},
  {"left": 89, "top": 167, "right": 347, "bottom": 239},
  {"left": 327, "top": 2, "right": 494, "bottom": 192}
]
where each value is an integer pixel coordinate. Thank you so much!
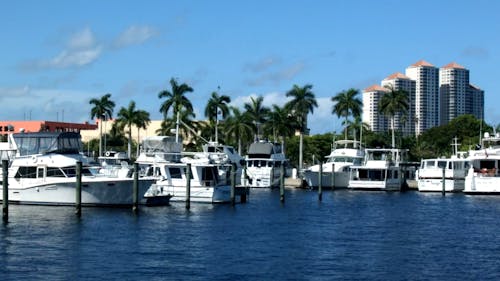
[{"left": 12, "top": 132, "right": 82, "bottom": 156}]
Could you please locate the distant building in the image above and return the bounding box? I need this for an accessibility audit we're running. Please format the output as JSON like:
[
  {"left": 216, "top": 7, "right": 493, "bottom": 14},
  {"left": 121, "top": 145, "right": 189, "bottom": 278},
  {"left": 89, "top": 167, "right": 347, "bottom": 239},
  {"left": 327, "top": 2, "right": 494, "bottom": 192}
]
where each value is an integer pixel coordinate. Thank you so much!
[
  {"left": 439, "top": 62, "right": 470, "bottom": 125},
  {"left": 381, "top": 72, "right": 416, "bottom": 136},
  {"left": 405, "top": 60, "right": 440, "bottom": 135},
  {"left": 0, "top": 120, "right": 97, "bottom": 137},
  {"left": 362, "top": 60, "right": 484, "bottom": 135},
  {"left": 362, "top": 85, "right": 388, "bottom": 132}
]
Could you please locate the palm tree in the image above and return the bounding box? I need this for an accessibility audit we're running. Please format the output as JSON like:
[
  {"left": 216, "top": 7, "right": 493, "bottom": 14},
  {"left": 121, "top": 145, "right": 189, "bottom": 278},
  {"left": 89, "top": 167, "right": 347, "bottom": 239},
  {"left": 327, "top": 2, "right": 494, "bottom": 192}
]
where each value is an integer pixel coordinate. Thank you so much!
[
  {"left": 155, "top": 109, "right": 197, "bottom": 142},
  {"left": 285, "top": 84, "right": 318, "bottom": 174},
  {"left": 134, "top": 110, "right": 151, "bottom": 157},
  {"left": 89, "top": 93, "right": 115, "bottom": 157},
  {"left": 224, "top": 107, "right": 254, "bottom": 154},
  {"left": 158, "top": 78, "right": 194, "bottom": 119},
  {"left": 115, "top": 101, "right": 149, "bottom": 158},
  {"left": 379, "top": 84, "right": 409, "bottom": 148},
  {"left": 345, "top": 115, "right": 370, "bottom": 145},
  {"left": 331, "top": 88, "right": 362, "bottom": 140},
  {"left": 244, "top": 96, "right": 270, "bottom": 140},
  {"left": 264, "top": 104, "right": 297, "bottom": 142},
  {"left": 204, "top": 89, "right": 231, "bottom": 143}
]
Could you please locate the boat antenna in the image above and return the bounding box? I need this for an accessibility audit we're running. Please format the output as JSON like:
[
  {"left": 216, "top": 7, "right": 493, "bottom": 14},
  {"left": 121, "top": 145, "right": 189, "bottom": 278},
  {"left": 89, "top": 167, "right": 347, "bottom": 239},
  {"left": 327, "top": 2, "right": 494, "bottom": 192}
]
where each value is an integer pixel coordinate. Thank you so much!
[
  {"left": 479, "top": 112, "right": 483, "bottom": 146},
  {"left": 175, "top": 111, "right": 180, "bottom": 143},
  {"left": 451, "top": 136, "right": 460, "bottom": 156}
]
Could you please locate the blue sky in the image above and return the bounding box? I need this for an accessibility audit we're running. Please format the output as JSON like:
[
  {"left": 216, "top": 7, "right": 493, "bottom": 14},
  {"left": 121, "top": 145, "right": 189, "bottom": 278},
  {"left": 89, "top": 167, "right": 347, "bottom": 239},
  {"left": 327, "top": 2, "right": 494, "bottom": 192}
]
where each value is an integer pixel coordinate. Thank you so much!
[{"left": 1, "top": 0, "right": 499, "bottom": 134}]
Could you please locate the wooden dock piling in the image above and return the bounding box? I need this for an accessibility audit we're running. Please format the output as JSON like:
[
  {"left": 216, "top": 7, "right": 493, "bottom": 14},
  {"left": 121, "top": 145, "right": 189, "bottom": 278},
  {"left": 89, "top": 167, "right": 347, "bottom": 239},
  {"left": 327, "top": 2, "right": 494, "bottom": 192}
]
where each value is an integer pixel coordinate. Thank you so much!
[
  {"left": 186, "top": 163, "right": 191, "bottom": 209},
  {"left": 318, "top": 162, "right": 323, "bottom": 201},
  {"left": 2, "top": 159, "right": 8, "bottom": 223},
  {"left": 75, "top": 161, "right": 82, "bottom": 217},
  {"left": 331, "top": 163, "right": 335, "bottom": 190},
  {"left": 441, "top": 166, "right": 446, "bottom": 196},
  {"left": 133, "top": 162, "right": 139, "bottom": 212},
  {"left": 231, "top": 164, "right": 236, "bottom": 206},
  {"left": 280, "top": 164, "right": 285, "bottom": 203}
]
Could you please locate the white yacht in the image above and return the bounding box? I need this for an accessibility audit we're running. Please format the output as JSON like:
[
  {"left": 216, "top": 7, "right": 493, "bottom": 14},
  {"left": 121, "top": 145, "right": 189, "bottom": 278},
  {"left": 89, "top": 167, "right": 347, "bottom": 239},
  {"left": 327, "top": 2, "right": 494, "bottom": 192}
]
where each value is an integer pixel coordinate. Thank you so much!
[
  {"left": 244, "top": 140, "right": 288, "bottom": 188},
  {"left": 0, "top": 132, "right": 157, "bottom": 207},
  {"left": 348, "top": 148, "right": 408, "bottom": 191},
  {"left": 464, "top": 133, "right": 500, "bottom": 194},
  {"left": 92, "top": 151, "right": 131, "bottom": 178},
  {"left": 143, "top": 157, "right": 232, "bottom": 203},
  {"left": 302, "top": 139, "right": 364, "bottom": 189},
  {"left": 137, "top": 136, "right": 237, "bottom": 203},
  {"left": 417, "top": 156, "right": 469, "bottom": 192}
]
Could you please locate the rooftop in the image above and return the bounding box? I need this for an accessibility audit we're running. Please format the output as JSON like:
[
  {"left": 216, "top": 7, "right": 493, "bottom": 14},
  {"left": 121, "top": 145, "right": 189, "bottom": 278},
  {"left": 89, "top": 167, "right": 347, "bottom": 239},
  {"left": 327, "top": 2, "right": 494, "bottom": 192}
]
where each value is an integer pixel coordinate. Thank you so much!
[
  {"left": 383, "top": 72, "right": 411, "bottom": 80},
  {"left": 364, "top": 85, "right": 388, "bottom": 92},
  {"left": 410, "top": 60, "right": 435, "bottom": 67},
  {"left": 442, "top": 62, "right": 466, "bottom": 69}
]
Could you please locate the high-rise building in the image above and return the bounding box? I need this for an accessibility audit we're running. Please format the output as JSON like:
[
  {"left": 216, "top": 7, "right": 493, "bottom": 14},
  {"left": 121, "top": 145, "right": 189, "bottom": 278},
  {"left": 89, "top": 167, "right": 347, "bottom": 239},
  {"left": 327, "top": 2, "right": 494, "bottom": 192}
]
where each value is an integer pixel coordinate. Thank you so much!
[
  {"left": 362, "top": 85, "right": 388, "bottom": 132},
  {"left": 467, "top": 84, "right": 484, "bottom": 120},
  {"left": 439, "top": 62, "right": 470, "bottom": 125},
  {"left": 362, "top": 60, "right": 484, "bottom": 136},
  {"left": 405, "top": 60, "right": 439, "bottom": 135},
  {"left": 381, "top": 72, "right": 416, "bottom": 136}
]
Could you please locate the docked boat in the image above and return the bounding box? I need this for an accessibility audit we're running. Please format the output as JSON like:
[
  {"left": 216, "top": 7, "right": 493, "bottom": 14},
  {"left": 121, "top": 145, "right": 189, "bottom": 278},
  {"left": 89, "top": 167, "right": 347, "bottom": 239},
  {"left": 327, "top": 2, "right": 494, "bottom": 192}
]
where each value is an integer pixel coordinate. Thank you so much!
[
  {"left": 417, "top": 155, "right": 469, "bottom": 192},
  {"left": 0, "top": 132, "right": 158, "bottom": 207},
  {"left": 464, "top": 133, "right": 500, "bottom": 194},
  {"left": 348, "top": 148, "right": 409, "bottom": 191},
  {"left": 92, "top": 150, "right": 131, "bottom": 178},
  {"left": 302, "top": 139, "right": 364, "bottom": 189},
  {"left": 137, "top": 136, "right": 237, "bottom": 203},
  {"left": 244, "top": 140, "right": 288, "bottom": 188},
  {"left": 143, "top": 157, "right": 232, "bottom": 203}
]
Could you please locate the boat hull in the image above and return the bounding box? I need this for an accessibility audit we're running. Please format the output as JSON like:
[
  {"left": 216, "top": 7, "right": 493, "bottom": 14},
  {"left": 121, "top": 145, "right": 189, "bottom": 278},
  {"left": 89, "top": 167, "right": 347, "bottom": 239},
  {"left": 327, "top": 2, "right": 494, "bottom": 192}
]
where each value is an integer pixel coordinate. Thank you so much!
[
  {"left": 303, "top": 171, "right": 349, "bottom": 189},
  {"left": 418, "top": 178, "right": 465, "bottom": 192},
  {"left": 0, "top": 178, "right": 156, "bottom": 207},
  {"left": 464, "top": 174, "right": 500, "bottom": 194},
  {"left": 146, "top": 183, "right": 232, "bottom": 203}
]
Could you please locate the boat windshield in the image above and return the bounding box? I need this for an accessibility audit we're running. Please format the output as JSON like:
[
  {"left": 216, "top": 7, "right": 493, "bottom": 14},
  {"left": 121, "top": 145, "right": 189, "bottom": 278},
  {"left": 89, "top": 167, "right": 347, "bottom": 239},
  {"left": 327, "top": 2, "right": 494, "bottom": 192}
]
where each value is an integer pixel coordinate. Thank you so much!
[
  {"left": 14, "top": 132, "right": 82, "bottom": 156},
  {"left": 327, "top": 157, "right": 362, "bottom": 165}
]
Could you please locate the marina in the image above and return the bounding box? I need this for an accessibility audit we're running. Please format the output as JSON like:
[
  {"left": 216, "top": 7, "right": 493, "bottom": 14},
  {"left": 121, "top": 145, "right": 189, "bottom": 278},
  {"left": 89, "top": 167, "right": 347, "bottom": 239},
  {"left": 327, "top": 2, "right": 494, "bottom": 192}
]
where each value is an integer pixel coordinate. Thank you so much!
[{"left": 1, "top": 189, "right": 499, "bottom": 280}]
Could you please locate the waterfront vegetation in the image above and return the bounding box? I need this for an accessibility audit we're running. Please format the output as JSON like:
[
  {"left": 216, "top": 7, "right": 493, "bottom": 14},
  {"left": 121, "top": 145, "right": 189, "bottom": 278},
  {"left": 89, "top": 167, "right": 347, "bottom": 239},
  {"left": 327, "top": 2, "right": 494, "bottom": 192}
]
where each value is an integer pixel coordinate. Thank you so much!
[{"left": 86, "top": 77, "right": 493, "bottom": 168}]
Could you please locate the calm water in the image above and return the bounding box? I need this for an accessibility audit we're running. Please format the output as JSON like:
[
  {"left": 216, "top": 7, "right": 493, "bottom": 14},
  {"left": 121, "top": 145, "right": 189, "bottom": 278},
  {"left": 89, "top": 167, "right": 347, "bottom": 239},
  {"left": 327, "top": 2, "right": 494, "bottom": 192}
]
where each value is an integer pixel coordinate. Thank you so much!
[{"left": 1, "top": 189, "right": 499, "bottom": 280}]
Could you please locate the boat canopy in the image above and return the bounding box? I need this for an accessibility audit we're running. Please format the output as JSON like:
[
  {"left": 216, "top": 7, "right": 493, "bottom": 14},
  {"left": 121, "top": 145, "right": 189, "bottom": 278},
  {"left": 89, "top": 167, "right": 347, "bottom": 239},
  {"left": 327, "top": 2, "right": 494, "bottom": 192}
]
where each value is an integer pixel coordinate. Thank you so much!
[
  {"left": 247, "top": 142, "right": 281, "bottom": 158},
  {"left": 141, "top": 136, "right": 182, "bottom": 154},
  {"left": 13, "top": 132, "right": 82, "bottom": 156}
]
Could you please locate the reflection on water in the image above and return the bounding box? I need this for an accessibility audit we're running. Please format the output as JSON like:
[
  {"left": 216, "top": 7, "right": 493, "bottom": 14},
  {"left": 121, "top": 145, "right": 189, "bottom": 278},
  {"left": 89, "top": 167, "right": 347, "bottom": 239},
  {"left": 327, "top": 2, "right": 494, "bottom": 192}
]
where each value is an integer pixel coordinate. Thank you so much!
[{"left": 1, "top": 190, "right": 500, "bottom": 280}]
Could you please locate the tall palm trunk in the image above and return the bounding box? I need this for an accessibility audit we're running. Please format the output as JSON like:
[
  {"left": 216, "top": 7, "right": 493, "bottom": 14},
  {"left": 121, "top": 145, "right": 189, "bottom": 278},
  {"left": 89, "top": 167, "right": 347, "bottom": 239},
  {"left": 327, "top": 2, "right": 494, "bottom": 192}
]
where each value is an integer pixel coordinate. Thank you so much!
[
  {"left": 391, "top": 117, "right": 395, "bottom": 148},
  {"left": 344, "top": 116, "right": 348, "bottom": 140},
  {"left": 99, "top": 121, "right": 103, "bottom": 157},
  {"left": 128, "top": 125, "right": 132, "bottom": 159}
]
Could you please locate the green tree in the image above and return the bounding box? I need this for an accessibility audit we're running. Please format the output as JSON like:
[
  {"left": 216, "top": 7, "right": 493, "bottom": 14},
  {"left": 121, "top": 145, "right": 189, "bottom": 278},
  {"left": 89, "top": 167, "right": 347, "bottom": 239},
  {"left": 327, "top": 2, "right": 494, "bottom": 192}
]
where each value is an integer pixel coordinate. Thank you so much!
[
  {"left": 134, "top": 110, "right": 151, "bottom": 157},
  {"left": 89, "top": 93, "right": 115, "bottom": 157},
  {"left": 155, "top": 109, "right": 197, "bottom": 144},
  {"left": 263, "top": 104, "right": 297, "bottom": 143},
  {"left": 204, "top": 89, "right": 231, "bottom": 143},
  {"left": 331, "top": 88, "right": 362, "bottom": 140},
  {"left": 244, "top": 96, "right": 270, "bottom": 140},
  {"left": 158, "top": 78, "right": 194, "bottom": 119},
  {"left": 285, "top": 84, "right": 318, "bottom": 133},
  {"left": 379, "top": 85, "right": 409, "bottom": 148},
  {"left": 224, "top": 107, "right": 254, "bottom": 154},
  {"left": 115, "top": 101, "right": 149, "bottom": 158}
]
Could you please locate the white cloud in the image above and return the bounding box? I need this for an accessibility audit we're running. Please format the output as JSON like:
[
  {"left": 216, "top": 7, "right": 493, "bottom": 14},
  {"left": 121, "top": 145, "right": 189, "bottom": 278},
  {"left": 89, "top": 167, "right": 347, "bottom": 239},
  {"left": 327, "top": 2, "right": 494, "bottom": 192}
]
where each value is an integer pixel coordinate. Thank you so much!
[
  {"left": 67, "top": 27, "right": 96, "bottom": 50},
  {"left": 243, "top": 56, "right": 282, "bottom": 73},
  {"left": 48, "top": 47, "right": 102, "bottom": 68},
  {"left": 113, "top": 25, "right": 158, "bottom": 48},
  {"left": 18, "top": 28, "right": 102, "bottom": 71},
  {"left": 246, "top": 62, "right": 306, "bottom": 86},
  {"left": 0, "top": 87, "right": 101, "bottom": 122}
]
